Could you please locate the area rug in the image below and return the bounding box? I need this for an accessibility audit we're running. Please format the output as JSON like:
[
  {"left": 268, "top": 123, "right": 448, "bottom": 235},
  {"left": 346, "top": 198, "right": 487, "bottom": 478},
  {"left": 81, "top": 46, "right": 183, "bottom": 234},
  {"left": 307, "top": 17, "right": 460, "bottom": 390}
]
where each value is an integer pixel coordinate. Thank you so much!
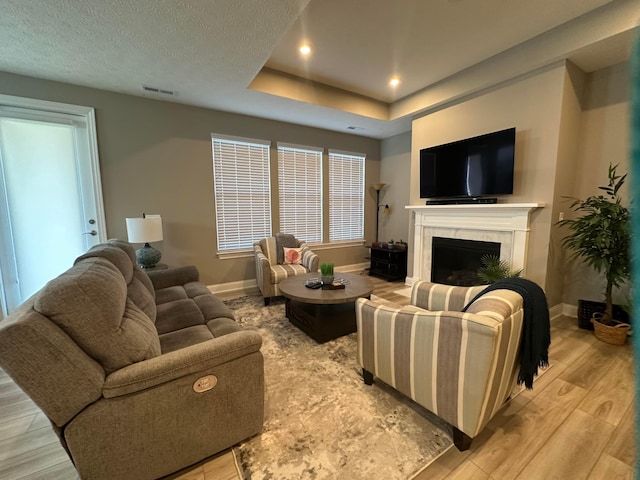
[{"left": 225, "top": 295, "right": 452, "bottom": 480}]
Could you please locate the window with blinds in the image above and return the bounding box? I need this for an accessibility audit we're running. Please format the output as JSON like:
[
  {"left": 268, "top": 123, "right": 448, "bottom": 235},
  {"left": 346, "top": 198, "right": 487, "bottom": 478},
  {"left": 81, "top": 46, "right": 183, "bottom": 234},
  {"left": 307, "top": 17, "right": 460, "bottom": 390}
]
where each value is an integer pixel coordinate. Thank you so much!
[
  {"left": 277, "top": 143, "right": 322, "bottom": 243},
  {"left": 328, "top": 150, "right": 365, "bottom": 242},
  {"left": 212, "top": 134, "right": 272, "bottom": 252}
]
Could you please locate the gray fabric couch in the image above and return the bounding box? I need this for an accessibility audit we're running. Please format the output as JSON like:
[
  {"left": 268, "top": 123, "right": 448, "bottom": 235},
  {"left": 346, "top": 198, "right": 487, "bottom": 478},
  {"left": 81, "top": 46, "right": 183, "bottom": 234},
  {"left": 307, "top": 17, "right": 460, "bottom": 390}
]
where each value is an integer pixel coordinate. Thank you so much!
[{"left": 0, "top": 240, "right": 264, "bottom": 480}]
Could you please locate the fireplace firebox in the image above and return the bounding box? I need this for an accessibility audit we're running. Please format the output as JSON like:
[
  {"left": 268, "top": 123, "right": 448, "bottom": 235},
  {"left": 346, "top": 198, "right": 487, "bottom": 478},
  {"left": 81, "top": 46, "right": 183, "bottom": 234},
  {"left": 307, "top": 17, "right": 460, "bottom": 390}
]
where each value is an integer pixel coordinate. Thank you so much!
[{"left": 431, "top": 237, "right": 500, "bottom": 286}]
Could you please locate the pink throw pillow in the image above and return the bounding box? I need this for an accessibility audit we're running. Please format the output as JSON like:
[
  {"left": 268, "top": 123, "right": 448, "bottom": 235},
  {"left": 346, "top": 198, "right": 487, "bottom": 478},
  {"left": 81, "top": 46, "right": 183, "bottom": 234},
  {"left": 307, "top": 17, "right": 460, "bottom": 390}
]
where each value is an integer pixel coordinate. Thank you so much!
[{"left": 284, "top": 247, "right": 302, "bottom": 265}]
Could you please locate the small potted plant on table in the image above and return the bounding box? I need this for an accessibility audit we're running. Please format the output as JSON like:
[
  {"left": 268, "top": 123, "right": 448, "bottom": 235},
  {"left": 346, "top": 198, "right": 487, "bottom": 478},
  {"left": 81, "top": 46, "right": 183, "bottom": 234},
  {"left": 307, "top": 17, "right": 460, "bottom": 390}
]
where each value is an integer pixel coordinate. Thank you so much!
[
  {"left": 320, "top": 262, "right": 334, "bottom": 285},
  {"left": 559, "top": 163, "right": 631, "bottom": 345}
]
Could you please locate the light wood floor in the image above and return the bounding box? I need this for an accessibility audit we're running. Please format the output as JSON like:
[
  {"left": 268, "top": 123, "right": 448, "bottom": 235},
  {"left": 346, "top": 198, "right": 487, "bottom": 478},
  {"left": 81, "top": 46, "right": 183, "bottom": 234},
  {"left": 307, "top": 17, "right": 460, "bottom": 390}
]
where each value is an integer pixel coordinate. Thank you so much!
[{"left": 0, "top": 276, "right": 635, "bottom": 480}]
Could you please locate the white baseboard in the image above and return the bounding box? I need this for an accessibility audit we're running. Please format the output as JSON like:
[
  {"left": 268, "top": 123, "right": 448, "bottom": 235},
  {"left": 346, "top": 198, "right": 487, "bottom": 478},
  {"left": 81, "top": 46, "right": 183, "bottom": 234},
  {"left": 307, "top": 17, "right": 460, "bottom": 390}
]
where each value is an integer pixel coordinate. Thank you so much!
[
  {"left": 337, "top": 262, "right": 370, "bottom": 273},
  {"left": 207, "top": 262, "right": 370, "bottom": 297},
  {"left": 208, "top": 279, "right": 259, "bottom": 297},
  {"left": 549, "top": 303, "right": 563, "bottom": 321},
  {"left": 562, "top": 303, "right": 578, "bottom": 318}
]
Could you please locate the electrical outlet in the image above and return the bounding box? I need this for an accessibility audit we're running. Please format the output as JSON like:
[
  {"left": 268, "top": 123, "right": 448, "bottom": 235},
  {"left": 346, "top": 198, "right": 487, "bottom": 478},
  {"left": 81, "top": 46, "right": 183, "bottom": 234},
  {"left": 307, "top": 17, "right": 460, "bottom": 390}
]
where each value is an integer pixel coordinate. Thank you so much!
[{"left": 559, "top": 212, "right": 564, "bottom": 221}]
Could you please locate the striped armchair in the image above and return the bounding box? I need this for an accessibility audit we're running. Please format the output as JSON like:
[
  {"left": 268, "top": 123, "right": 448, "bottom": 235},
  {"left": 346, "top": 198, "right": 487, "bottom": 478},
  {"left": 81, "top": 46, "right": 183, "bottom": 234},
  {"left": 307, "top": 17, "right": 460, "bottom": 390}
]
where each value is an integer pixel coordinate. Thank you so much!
[
  {"left": 254, "top": 236, "right": 319, "bottom": 305},
  {"left": 355, "top": 280, "right": 524, "bottom": 451}
]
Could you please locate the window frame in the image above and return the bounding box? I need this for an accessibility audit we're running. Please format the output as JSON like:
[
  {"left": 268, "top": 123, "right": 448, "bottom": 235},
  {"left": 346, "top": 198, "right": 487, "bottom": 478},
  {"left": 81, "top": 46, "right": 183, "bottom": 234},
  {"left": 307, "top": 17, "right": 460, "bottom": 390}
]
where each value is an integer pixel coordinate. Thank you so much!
[
  {"left": 328, "top": 149, "right": 366, "bottom": 243},
  {"left": 277, "top": 142, "right": 323, "bottom": 245},
  {"left": 211, "top": 133, "right": 272, "bottom": 257}
]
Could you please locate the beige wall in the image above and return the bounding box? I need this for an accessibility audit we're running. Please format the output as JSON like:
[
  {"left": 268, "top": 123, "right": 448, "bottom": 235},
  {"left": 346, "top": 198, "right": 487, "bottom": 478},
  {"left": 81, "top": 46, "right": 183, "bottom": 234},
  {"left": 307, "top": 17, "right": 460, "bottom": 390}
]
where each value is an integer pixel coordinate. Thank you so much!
[
  {"left": 406, "top": 61, "right": 631, "bottom": 309},
  {"left": 545, "top": 63, "right": 586, "bottom": 307},
  {"left": 0, "top": 71, "right": 381, "bottom": 286},
  {"left": 562, "top": 62, "right": 631, "bottom": 306},
  {"left": 410, "top": 64, "right": 568, "bottom": 290},
  {"left": 379, "top": 131, "right": 412, "bottom": 245}
]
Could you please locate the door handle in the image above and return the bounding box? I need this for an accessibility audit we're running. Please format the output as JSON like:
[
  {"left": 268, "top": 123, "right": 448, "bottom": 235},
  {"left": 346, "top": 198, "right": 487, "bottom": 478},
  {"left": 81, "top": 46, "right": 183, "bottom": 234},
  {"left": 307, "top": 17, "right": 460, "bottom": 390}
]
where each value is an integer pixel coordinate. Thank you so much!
[{"left": 83, "top": 230, "right": 97, "bottom": 236}]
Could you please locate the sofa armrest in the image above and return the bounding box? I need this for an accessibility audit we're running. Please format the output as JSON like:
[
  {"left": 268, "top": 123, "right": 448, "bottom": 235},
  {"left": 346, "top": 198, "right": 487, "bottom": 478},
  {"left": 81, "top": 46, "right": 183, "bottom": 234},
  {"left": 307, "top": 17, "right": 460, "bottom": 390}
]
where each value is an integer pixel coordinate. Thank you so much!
[
  {"left": 254, "top": 244, "right": 273, "bottom": 294},
  {"left": 300, "top": 242, "right": 319, "bottom": 272},
  {"left": 103, "top": 330, "right": 262, "bottom": 398},
  {"left": 146, "top": 265, "right": 200, "bottom": 290}
]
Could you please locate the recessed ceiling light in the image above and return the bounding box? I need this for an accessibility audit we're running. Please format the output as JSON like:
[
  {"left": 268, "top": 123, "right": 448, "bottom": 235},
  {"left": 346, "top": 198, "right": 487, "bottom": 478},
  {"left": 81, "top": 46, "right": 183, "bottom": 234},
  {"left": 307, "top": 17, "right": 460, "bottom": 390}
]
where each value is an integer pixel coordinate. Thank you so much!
[
  {"left": 389, "top": 77, "right": 400, "bottom": 87},
  {"left": 299, "top": 44, "right": 311, "bottom": 55}
]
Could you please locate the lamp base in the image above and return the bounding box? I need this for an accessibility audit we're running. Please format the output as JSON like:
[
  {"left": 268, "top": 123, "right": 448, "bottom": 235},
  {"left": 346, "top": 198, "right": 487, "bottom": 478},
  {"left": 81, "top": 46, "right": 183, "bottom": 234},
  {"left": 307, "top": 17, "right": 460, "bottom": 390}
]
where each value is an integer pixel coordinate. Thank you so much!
[{"left": 136, "top": 243, "right": 161, "bottom": 269}]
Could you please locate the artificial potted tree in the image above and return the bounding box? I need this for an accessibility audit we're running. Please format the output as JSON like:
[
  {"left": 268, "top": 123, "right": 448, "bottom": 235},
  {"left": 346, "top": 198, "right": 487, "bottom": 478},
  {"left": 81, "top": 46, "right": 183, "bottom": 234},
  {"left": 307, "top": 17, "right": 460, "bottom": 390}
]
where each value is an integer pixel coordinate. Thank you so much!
[
  {"left": 559, "top": 163, "right": 631, "bottom": 345},
  {"left": 477, "top": 255, "right": 523, "bottom": 284}
]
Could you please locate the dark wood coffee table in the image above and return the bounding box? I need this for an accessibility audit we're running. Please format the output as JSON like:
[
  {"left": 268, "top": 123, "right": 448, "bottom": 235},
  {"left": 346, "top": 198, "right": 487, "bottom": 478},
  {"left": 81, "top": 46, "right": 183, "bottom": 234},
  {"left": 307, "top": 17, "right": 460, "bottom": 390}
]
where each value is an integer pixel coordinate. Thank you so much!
[{"left": 278, "top": 272, "right": 374, "bottom": 343}]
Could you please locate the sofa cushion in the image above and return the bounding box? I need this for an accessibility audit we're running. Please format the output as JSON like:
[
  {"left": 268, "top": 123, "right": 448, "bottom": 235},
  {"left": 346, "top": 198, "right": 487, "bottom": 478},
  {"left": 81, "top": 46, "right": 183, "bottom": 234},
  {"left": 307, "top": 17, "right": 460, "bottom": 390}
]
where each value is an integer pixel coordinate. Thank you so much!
[
  {"left": 75, "top": 245, "right": 134, "bottom": 283},
  {"left": 184, "top": 282, "right": 212, "bottom": 298},
  {"left": 207, "top": 317, "right": 243, "bottom": 337},
  {"left": 155, "top": 299, "right": 205, "bottom": 335},
  {"left": 269, "top": 263, "right": 308, "bottom": 283},
  {"left": 34, "top": 257, "right": 161, "bottom": 373},
  {"left": 193, "top": 294, "right": 235, "bottom": 321},
  {"left": 155, "top": 286, "right": 189, "bottom": 305},
  {"left": 158, "top": 325, "right": 214, "bottom": 354},
  {"left": 127, "top": 276, "right": 157, "bottom": 321},
  {"left": 75, "top": 242, "right": 157, "bottom": 321}
]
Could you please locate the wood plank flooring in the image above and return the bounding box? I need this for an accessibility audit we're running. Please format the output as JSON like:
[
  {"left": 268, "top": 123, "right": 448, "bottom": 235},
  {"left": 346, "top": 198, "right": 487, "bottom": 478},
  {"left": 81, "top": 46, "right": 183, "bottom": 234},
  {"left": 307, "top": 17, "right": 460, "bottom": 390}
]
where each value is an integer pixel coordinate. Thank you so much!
[{"left": 0, "top": 275, "right": 635, "bottom": 479}]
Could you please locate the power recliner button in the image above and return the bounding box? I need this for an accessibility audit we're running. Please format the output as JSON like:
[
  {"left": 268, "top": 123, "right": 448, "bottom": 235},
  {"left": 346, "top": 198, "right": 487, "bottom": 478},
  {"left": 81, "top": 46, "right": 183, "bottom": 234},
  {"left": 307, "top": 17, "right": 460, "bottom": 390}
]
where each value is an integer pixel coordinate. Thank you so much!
[{"left": 193, "top": 375, "right": 217, "bottom": 393}]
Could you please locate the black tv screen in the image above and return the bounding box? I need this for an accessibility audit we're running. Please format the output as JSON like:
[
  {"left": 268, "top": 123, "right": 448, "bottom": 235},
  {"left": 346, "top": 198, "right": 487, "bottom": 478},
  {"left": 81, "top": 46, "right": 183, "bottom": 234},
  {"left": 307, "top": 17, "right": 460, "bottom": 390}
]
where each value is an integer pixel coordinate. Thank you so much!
[{"left": 420, "top": 127, "right": 515, "bottom": 199}]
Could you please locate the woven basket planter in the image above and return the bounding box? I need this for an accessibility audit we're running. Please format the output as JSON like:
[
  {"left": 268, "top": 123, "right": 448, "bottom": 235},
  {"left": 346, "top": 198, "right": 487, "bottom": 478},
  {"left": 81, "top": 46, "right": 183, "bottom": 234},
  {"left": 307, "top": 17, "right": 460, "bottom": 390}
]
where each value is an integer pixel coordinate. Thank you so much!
[
  {"left": 577, "top": 299, "right": 629, "bottom": 331},
  {"left": 591, "top": 313, "right": 631, "bottom": 345}
]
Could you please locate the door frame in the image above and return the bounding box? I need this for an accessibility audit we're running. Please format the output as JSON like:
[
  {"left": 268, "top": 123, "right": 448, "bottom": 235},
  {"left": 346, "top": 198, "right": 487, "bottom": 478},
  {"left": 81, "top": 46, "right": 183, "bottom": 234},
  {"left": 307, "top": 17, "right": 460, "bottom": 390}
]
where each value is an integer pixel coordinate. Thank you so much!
[{"left": 0, "top": 94, "right": 106, "bottom": 317}]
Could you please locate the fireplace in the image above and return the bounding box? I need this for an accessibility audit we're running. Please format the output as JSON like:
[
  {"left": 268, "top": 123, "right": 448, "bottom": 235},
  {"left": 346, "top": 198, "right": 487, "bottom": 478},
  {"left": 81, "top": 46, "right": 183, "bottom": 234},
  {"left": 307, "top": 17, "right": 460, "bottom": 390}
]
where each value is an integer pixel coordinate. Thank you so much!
[
  {"left": 431, "top": 237, "right": 500, "bottom": 286},
  {"left": 405, "top": 203, "right": 542, "bottom": 285}
]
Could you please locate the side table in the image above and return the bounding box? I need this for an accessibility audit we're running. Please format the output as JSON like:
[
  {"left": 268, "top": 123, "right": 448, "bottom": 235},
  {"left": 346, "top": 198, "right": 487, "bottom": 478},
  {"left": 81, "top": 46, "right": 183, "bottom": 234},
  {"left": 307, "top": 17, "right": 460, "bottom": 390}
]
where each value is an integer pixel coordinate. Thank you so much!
[{"left": 369, "top": 246, "right": 407, "bottom": 281}]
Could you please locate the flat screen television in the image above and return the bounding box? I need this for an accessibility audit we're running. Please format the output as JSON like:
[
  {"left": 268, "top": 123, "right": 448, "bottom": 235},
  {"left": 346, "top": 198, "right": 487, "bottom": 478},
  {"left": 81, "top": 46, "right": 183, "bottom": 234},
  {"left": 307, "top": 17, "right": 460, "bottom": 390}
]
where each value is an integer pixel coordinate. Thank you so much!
[{"left": 419, "top": 127, "right": 515, "bottom": 200}]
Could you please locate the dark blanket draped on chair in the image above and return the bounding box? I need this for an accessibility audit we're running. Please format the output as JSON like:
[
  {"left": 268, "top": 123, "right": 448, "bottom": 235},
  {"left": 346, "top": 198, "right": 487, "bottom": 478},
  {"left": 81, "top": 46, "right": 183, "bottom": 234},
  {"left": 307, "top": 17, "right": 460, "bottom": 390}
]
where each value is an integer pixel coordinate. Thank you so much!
[{"left": 463, "top": 277, "right": 550, "bottom": 389}]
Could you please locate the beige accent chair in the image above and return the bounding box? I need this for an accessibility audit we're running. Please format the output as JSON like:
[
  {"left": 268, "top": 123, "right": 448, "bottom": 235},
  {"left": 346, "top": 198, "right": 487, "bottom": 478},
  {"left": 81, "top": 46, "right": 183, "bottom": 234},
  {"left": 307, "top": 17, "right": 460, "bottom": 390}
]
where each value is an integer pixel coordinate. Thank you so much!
[
  {"left": 254, "top": 234, "right": 319, "bottom": 305},
  {"left": 0, "top": 240, "right": 264, "bottom": 480},
  {"left": 355, "top": 280, "right": 525, "bottom": 451}
]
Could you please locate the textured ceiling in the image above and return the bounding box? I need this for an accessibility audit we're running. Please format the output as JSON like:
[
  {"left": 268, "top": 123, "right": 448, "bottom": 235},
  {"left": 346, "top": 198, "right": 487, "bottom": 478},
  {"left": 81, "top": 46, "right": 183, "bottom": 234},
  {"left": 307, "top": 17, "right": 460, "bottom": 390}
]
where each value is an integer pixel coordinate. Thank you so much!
[{"left": 0, "top": 0, "right": 638, "bottom": 139}]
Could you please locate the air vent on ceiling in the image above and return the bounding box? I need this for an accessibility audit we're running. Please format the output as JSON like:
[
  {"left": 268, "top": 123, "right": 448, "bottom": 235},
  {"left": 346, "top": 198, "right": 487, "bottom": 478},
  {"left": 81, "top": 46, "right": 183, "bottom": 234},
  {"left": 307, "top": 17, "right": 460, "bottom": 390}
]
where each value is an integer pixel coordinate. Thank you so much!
[
  {"left": 141, "top": 85, "right": 176, "bottom": 96},
  {"left": 347, "top": 126, "right": 365, "bottom": 131}
]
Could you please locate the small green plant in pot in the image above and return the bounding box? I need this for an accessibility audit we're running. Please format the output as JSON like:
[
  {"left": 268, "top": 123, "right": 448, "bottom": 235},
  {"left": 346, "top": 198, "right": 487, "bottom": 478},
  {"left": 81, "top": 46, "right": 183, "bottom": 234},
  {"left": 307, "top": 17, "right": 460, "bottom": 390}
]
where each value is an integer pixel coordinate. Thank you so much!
[
  {"left": 477, "top": 255, "right": 523, "bottom": 284},
  {"left": 559, "top": 163, "right": 631, "bottom": 343},
  {"left": 320, "top": 262, "right": 334, "bottom": 284}
]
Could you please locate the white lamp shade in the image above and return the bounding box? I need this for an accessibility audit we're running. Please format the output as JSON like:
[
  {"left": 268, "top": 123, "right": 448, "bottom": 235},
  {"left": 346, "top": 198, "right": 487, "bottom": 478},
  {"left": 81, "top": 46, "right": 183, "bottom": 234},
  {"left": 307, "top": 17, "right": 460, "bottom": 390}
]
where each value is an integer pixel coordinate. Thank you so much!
[{"left": 126, "top": 216, "right": 163, "bottom": 243}]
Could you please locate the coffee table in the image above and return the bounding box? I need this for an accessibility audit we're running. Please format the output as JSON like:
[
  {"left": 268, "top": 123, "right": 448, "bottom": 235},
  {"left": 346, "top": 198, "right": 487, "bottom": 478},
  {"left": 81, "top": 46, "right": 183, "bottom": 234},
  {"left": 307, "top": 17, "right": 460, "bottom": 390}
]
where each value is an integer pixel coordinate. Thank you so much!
[{"left": 278, "top": 272, "right": 374, "bottom": 343}]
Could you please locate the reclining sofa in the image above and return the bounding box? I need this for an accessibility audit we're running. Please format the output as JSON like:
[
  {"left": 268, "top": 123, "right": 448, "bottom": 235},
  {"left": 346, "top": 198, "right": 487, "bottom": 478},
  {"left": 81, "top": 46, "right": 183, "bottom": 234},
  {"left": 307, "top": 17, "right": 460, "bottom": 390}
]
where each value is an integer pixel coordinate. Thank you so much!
[
  {"left": 0, "top": 240, "right": 264, "bottom": 480},
  {"left": 356, "top": 280, "right": 525, "bottom": 451}
]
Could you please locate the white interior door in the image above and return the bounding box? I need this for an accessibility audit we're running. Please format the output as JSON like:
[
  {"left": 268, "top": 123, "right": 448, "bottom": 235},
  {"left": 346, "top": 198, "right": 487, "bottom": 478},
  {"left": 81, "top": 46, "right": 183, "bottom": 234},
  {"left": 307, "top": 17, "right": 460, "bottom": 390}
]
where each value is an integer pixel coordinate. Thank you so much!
[{"left": 0, "top": 96, "right": 106, "bottom": 316}]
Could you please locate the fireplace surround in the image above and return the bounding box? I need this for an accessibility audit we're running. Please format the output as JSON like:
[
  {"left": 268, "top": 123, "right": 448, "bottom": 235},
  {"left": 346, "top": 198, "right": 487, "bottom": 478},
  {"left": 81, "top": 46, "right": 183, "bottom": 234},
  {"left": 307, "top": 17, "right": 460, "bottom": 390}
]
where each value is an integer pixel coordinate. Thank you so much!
[{"left": 405, "top": 204, "right": 543, "bottom": 285}]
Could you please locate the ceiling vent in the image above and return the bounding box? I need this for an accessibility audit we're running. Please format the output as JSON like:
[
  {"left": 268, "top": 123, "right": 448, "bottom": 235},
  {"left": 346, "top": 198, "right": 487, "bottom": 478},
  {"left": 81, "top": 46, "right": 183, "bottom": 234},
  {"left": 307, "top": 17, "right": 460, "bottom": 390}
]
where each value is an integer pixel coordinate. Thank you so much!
[
  {"left": 141, "top": 85, "right": 176, "bottom": 96},
  {"left": 347, "top": 125, "right": 365, "bottom": 131}
]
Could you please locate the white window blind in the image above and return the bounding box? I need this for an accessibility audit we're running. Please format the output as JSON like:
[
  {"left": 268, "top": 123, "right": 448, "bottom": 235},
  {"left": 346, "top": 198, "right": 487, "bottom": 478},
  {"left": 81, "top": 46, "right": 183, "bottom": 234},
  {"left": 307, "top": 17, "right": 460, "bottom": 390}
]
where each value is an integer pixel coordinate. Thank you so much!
[
  {"left": 328, "top": 150, "right": 365, "bottom": 242},
  {"left": 277, "top": 143, "right": 322, "bottom": 243},
  {"left": 212, "top": 134, "right": 272, "bottom": 251}
]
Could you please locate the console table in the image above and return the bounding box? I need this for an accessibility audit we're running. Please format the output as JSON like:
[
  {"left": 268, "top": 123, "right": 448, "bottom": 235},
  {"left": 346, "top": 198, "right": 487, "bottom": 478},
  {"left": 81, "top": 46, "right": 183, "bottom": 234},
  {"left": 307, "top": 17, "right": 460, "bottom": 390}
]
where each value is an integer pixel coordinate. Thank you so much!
[{"left": 369, "top": 246, "right": 407, "bottom": 281}]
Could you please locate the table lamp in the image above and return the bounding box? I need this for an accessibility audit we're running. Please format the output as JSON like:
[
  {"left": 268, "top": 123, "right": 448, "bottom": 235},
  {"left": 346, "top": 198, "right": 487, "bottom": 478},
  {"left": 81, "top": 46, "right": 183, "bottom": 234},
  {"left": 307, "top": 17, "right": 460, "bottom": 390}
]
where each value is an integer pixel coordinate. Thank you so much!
[{"left": 126, "top": 214, "right": 163, "bottom": 268}]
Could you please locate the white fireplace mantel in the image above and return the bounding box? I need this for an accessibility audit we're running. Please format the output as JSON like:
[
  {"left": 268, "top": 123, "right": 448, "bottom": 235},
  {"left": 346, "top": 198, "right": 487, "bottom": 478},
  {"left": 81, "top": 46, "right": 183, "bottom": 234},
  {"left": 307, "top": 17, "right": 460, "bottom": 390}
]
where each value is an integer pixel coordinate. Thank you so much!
[{"left": 405, "top": 203, "right": 544, "bottom": 284}]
